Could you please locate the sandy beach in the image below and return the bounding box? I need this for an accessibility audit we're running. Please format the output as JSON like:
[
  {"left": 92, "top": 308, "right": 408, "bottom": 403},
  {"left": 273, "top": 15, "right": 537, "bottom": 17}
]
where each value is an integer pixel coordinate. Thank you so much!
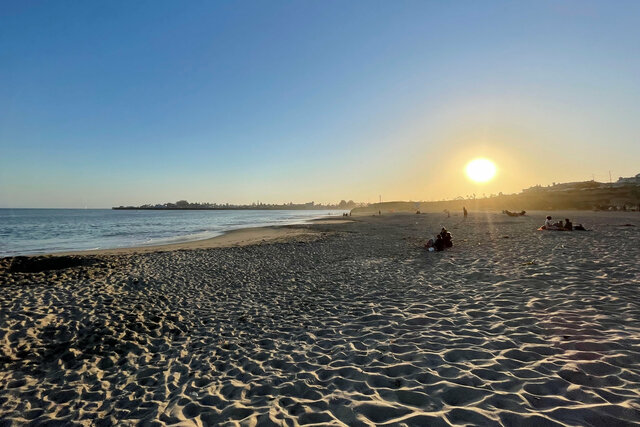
[{"left": 1, "top": 211, "right": 639, "bottom": 426}]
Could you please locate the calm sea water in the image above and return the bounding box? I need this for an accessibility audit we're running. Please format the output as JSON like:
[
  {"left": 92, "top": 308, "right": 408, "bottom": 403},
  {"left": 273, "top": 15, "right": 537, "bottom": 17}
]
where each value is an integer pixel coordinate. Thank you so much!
[{"left": 0, "top": 209, "right": 347, "bottom": 257}]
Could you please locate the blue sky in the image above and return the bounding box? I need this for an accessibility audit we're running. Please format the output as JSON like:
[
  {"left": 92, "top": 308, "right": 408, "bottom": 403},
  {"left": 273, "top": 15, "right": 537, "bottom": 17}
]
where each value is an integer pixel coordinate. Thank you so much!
[{"left": 1, "top": 0, "right": 639, "bottom": 207}]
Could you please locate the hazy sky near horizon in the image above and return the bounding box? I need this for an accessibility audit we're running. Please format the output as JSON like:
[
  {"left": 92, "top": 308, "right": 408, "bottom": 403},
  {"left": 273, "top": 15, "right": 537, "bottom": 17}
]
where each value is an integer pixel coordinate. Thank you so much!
[{"left": 1, "top": 1, "right": 639, "bottom": 208}]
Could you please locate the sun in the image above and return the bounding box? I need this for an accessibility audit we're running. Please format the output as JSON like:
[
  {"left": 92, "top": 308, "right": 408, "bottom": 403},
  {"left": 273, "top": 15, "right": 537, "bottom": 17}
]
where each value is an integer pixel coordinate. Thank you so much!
[{"left": 465, "top": 158, "right": 497, "bottom": 183}]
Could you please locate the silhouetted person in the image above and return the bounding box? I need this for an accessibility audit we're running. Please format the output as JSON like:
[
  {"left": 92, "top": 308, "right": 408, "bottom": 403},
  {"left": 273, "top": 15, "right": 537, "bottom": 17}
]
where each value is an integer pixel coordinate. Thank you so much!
[
  {"left": 433, "top": 235, "right": 445, "bottom": 251},
  {"left": 437, "top": 228, "right": 453, "bottom": 249},
  {"left": 444, "top": 232, "right": 453, "bottom": 248},
  {"left": 463, "top": 207, "right": 468, "bottom": 218},
  {"left": 574, "top": 224, "right": 586, "bottom": 231},
  {"left": 564, "top": 218, "right": 573, "bottom": 231}
]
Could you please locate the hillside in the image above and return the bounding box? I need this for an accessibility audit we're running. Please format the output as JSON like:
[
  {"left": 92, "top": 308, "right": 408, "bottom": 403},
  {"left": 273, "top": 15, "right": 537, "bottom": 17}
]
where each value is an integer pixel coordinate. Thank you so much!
[{"left": 351, "top": 180, "right": 640, "bottom": 215}]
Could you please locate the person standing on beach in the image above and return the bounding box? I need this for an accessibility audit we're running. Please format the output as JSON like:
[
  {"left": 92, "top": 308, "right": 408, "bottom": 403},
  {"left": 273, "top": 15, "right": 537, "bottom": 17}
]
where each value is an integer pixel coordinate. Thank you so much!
[{"left": 463, "top": 207, "right": 468, "bottom": 218}]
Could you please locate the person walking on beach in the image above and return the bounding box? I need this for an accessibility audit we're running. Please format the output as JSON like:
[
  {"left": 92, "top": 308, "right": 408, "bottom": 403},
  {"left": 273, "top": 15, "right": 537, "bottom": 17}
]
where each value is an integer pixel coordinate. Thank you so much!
[{"left": 463, "top": 207, "right": 468, "bottom": 218}]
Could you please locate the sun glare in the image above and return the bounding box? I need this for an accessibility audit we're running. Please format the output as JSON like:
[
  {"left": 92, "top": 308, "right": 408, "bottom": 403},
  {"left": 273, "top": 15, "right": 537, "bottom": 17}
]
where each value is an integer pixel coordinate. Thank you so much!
[{"left": 465, "top": 158, "right": 497, "bottom": 183}]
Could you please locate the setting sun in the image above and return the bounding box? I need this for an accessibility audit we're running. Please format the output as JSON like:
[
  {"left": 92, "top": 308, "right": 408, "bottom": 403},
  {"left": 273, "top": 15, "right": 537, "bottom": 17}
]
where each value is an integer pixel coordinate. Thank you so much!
[{"left": 466, "top": 158, "right": 497, "bottom": 183}]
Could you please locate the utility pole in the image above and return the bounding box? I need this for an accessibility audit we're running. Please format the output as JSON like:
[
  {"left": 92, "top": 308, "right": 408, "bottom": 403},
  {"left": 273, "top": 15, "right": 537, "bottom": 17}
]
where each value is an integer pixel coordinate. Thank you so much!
[{"left": 609, "top": 170, "right": 612, "bottom": 184}]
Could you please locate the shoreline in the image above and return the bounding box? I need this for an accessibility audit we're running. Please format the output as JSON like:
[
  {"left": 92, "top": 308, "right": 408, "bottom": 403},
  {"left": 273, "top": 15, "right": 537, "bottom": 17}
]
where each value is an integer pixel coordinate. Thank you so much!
[
  {"left": 3, "top": 208, "right": 636, "bottom": 259},
  {"left": 4, "top": 208, "right": 637, "bottom": 258},
  {"left": 2, "top": 217, "right": 354, "bottom": 259}
]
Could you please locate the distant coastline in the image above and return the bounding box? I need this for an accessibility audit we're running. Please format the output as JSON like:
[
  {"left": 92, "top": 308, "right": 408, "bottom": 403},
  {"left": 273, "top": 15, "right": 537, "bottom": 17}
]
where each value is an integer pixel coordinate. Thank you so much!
[
  {"left": 113, "top": 206, "right": 344, "bottom": 211},
  {"left": 113, "top": 200, "right": 358, "bottom": 211},
  {"left": 114, "top": 175, "right": 640, "bottom": 214}
]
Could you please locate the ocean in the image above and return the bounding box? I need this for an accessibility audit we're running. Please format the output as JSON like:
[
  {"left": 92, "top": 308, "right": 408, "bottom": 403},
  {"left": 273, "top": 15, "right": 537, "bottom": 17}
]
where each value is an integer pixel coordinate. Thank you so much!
[{"left": 0, "top": 209, "right": 347, "bottom": 257}]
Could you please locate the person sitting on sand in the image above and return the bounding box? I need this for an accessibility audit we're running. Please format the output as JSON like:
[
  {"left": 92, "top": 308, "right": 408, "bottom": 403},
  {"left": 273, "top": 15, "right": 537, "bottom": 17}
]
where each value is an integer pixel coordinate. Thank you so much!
[
  {"left": 574, "top": 223, "right": 586, "bottom": 231},
  {"left": 425, "top": 228, "right": 452, "bottom": 252},
  {"left": 564, "top": 218, "right": 573, "bottom": 231},
  {"left": 443, "top": 231, "right": 453, "bottom": 248},
  {"left": 542, "top": 216, "right": 564, "bottom": 230},
  {"left": 424, "top": 237, "right": 441, "bottom": 251},
  {"left": 425, "top": 238, "right": 434, "bottom": 250},
  {"left": 433, "top": 234, "right": 445, "bottom": 251},
  {"left": 544, "top": 216, "right": 554, "bottom": 228}
]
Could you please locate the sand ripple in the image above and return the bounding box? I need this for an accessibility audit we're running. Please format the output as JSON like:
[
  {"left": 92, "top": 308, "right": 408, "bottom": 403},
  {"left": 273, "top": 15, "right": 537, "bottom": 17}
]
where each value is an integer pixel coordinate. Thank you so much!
[{"left": 1, "top": 211, "right": 639, "bottom": 425}]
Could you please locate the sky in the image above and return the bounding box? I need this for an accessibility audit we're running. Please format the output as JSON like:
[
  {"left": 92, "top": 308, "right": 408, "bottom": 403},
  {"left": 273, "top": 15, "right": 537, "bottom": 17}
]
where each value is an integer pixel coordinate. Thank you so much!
[{"left": 1, "top": 0, "right": 639, "bottom": 208}]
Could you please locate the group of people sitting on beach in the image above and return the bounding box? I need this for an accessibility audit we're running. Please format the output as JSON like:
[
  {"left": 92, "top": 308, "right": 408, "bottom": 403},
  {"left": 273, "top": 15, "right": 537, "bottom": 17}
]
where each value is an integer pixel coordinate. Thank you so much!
[
  {"left": 541, "top": 216, "right": 586, "bottom": 231},
  {"left": 421, "top": 214, "right": 588, "bottom": 255},
  {"left": 425, "top": 227, "right": 453, "bottom": 252}
]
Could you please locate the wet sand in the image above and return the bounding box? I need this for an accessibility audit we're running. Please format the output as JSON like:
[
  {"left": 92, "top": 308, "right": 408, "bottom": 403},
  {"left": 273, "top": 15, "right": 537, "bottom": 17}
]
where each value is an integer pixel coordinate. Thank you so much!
[
  {"left": 51, "top": 224, "right": 331, "bottom": 256},
  {"left": 1, "top": 211, "right": 639, "bottom": 425}
]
